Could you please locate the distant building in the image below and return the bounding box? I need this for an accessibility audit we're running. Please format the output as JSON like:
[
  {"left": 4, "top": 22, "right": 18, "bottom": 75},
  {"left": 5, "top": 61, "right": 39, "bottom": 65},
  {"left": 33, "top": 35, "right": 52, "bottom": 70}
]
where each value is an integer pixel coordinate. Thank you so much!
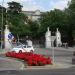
[{"left": 22, "top": 10, "right": 42, "bottom": 21}]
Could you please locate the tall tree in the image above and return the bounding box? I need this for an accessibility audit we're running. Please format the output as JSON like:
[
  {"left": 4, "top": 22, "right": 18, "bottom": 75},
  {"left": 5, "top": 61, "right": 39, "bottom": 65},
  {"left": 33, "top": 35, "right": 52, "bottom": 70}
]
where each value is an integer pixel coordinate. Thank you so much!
[
  {"left": 7, "top": 1, "right": 29, "bottom": 37},
  {"left": 28, "top": 21, "right": 39, "bottom": 39},
  {"left": 66, "top": 0, "right": 75, "bottom": 46},
  {"left": 8, "top": 1, "right": 22, "bottom": 14},
  {"left": 68, "top": 0, "right": 75, "bottom": 12},
  {"left": 39, "top": 9, "right": 67, "bottom": 37},
  {"left": 0, "top": 5, "right": 6, "bottom": 29}
]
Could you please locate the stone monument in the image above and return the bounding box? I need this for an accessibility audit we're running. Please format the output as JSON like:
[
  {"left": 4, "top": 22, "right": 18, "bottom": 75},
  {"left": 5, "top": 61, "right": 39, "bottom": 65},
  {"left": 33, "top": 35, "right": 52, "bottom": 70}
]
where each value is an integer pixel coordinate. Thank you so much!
[
  {"left": 56, "top": 28, "right": 62, "bottom": 47},
  {"left": 45, "top": 27, "right": 51, "bottom": 48},
  {"left": 4, "top": 25, "right": 12, "bottom": 50}
]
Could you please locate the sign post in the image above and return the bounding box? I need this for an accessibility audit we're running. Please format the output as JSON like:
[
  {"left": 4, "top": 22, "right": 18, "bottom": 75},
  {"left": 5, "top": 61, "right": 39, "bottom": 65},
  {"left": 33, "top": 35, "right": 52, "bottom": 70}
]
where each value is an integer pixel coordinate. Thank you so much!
[{"left": 52, "top": 42, "right": 55, "bottom": 64}]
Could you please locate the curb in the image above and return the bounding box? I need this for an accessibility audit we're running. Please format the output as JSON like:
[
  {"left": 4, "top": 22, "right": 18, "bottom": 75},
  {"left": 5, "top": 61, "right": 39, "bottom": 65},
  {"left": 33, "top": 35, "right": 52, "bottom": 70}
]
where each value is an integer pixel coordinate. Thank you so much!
[
  {"left": 23, "top": 63, "right": 74, "bottom": 70},
  {"left": 0, "top": 50, "right": 74, "bottom": 70}
]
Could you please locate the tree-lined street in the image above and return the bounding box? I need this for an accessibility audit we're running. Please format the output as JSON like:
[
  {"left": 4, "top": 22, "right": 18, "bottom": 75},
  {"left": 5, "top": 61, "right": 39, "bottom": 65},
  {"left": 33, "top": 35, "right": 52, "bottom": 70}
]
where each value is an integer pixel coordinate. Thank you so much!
[
  {"left": 0, "top": 0, "right": 75, "bottom": 46},
  {"left": 0, "top": 0, "right": 75, "bottom": 75}
]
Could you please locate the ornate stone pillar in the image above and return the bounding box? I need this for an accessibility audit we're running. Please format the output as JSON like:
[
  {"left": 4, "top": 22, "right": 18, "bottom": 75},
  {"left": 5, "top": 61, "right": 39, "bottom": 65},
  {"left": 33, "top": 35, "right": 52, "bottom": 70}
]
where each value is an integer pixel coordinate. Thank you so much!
[
  {"left": 56, "top": 28, "right": 62, "bottom": 47},
  {"left": 45, "top": 27, "right": 51, "bottom": 48},
  {"left": 4, "top": 25, "right": 12, "bottom": 50}
]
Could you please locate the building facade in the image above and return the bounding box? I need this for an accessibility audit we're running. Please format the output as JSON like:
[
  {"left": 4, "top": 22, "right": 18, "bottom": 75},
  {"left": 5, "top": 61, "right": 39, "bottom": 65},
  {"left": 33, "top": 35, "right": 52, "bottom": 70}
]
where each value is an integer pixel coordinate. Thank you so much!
[{"left": 22, "top": 10, "right": 42, "bottom": 21}]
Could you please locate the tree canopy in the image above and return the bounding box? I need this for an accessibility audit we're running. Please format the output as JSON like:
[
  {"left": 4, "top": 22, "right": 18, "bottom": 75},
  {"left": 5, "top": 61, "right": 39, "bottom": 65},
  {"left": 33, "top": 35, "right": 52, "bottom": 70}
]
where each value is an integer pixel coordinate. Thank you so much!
[
  {"left": 6, "top": 1, "right": 29, "bottom": 37},
  {"left": 7, "top": 1, "right": 22, "bottom": 14},
  {"left": 0, "top": 0, "right": 75, "bottom": 46},
  {"left": 39, "top": 0, "right": 75, "bottom": 46},
  {"left": 0, "top": 5, "right": 6, "bottom": 30}
]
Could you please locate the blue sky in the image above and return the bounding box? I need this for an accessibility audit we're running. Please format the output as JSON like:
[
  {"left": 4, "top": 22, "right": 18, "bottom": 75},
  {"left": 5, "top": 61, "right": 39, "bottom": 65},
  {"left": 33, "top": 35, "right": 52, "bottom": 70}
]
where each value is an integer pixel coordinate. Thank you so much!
[{"left": 0, "top": 0, "right": 71, "bottom": 11}]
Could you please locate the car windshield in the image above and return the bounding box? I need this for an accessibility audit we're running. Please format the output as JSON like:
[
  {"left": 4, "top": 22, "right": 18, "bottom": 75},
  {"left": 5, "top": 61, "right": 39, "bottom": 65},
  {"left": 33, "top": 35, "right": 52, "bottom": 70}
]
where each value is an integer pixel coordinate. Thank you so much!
[
  {"left": 16, "top": 42, "right": 23, "bottom": 46},
  {"left": 16, "top": 45, "right": 23, "bottom": 48},
  {"left": 12, "top": 42, "right": 26, "bottom": 48},
  {"left": 27, "top": 46, "right": 31, "bottom": 48}
]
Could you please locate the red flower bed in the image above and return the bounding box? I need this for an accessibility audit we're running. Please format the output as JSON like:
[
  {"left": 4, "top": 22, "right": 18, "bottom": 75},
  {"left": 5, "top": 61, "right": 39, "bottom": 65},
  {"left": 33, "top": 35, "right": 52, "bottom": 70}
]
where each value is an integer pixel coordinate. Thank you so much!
[{"left": 5, "top": 51, "right": 52, "bottom": 66}]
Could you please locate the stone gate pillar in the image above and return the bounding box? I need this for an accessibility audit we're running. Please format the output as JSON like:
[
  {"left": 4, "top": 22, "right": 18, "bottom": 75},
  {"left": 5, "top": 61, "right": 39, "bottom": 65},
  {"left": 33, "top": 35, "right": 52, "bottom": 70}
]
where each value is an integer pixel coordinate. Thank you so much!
[
  {"left": 56, "top": 28, "right": 62, "bottom": 47},
  {"left": 45, "top": 27, "right": 51, "bottom": 48},
  {"left": 4, "top": 25, "right": 12, "bottom": 50}
]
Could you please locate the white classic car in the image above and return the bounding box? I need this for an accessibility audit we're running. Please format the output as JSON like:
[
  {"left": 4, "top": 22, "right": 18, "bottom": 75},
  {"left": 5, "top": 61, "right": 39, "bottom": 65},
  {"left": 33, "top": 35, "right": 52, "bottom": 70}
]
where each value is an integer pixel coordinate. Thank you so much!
[{"left": 11, "top": 42, "right": 34, "bottom": 53}]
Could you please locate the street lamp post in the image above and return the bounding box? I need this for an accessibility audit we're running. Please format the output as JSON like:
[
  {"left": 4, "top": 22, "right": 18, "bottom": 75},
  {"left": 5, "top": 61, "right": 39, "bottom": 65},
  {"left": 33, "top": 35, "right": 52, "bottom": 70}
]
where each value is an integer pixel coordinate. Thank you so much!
[{"left": 1, "top": 0, "right": 4, "bottom": 49}]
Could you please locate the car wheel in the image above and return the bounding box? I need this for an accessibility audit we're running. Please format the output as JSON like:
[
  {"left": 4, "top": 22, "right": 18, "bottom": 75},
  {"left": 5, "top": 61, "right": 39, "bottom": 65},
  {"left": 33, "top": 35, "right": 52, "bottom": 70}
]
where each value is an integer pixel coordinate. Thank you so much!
[
  {"left": 30, "top": 50, "right": 33, "bottom": 53},
  {"left": 19, "top": 50, "right": 22, "bottom": 53}
]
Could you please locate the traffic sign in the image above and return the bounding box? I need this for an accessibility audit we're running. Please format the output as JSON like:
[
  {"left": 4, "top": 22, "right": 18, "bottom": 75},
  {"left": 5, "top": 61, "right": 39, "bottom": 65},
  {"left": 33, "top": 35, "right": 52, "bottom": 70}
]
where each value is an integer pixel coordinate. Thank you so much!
[{"left": 8, "top": 33, "right": 13, "bottom": 39}]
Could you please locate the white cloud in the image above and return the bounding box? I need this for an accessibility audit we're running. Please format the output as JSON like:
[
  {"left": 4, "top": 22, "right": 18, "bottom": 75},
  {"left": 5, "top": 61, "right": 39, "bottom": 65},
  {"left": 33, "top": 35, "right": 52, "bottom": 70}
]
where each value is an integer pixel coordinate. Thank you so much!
[
  {"left": 22, "top": 0, "right": 44, "bottom": 11},
  {"left": 49, "top": 0, "right": 71, "bottom": 10},
  {"left": 5, "top": 0, "right": 25, "bottom": 2},
  {"left": 21, "top": 0, "right": 71, "bottom": 11},
  {"left": 22, "top": 6, "right": 44, "bottom": 11},
  {"left": 0, "top": 0, "right": 71, "bottom": 11}
]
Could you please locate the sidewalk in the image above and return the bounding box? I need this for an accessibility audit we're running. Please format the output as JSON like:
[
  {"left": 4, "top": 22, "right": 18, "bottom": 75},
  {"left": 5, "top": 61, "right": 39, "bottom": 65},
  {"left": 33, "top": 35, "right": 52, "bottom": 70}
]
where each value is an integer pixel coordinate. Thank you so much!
[
  {"left": 23, "top": 63, "right": 75, "bottom": 70},
  {"left": 41, "top": 47, "right": 75, "bottom": 51},
  {"left": 51, "top": 47, "right": 75, "bottom": 51},
  {"left": 0, "top": 55, "right": 74, "bottom": 70},
  {"left": 0, "top": 57, "right": 24, "bottom": 70}
]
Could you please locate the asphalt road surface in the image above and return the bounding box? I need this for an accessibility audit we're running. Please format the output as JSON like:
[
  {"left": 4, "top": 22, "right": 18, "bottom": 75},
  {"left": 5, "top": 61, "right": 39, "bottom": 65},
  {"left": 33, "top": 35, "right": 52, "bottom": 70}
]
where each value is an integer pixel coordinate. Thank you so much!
[
  {"left": 0, "top": 57, "right": 24, "bottom": 70},
  {"left": 0, "top": 48, "right": 75, "bottom": 71},
  {"left": 34, "top": 47, "right": 74, "bottom": 64},
  {"left": 0, "top": 67, "right": 75, "bottom": 75},
  {"left": 34, "top": 47, "right": 74, "bottom": 56}
]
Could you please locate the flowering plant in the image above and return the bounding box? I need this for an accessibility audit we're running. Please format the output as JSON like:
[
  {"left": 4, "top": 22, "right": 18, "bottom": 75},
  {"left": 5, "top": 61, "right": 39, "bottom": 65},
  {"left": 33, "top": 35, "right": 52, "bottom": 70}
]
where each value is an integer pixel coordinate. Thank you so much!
[{"left": 5, "top": 51, "right": 52, "bottom": 66}]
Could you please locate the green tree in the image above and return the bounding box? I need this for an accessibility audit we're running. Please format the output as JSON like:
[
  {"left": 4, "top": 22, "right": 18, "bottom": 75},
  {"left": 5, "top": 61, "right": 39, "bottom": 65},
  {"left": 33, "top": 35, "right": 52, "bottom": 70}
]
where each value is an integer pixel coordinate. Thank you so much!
[
  {"left": 68, "top": 0, "right": 75, "bottom": 33},
  {"left": 27, "top": 20, "right": 39, "bottom": 39},
  {"left": 7, "top": 1, "right": 39, "bottom": 39},
  {"left": 7, "top": 1, "right": 29, "bottom": 37},
  {"left": 66, "top": 0, "right": 75, "bottom": 45},
  {"left": 0, "top": 5, "right": 6, "bottom": 29},
  {"left": 8, "top": 1, "right": 22, "bottom": 14},
  {"left": 8, "top": 13, "right": 29, "bottom": 37},
  {"left": 39, "top": 9, "right": 68, "bottom": 37},
  {"left": 68, "top": 0, "right": 75, "bottom": 12},
  {"left": 38, "top": 0, "right": 75, "bottom": 46}
]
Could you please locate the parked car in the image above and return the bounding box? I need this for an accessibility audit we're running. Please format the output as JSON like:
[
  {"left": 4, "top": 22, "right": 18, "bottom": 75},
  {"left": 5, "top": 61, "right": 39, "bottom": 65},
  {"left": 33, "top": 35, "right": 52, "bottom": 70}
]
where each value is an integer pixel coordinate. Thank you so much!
[{"left": 11, "top": 45, "right": 34, "bottom": 53}]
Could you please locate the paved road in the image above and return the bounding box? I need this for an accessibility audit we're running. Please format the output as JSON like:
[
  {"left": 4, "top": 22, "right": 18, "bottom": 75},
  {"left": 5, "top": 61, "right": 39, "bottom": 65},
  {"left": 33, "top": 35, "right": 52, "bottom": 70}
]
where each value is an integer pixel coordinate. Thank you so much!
[
  {"left": 0, "top": 67, "right": 75, "bottom": 75},
  {"left": 34, "top": 47, "right": 74, "bottom": 65},
  {"left": 0, "top": 47, "right": 74, "bottom": 70},
  {"left": 0, "top": 57, "right": 24, "bottom": 70},
  {"left": 34, "top": 47, "right": 74, "bottom": 56}
]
